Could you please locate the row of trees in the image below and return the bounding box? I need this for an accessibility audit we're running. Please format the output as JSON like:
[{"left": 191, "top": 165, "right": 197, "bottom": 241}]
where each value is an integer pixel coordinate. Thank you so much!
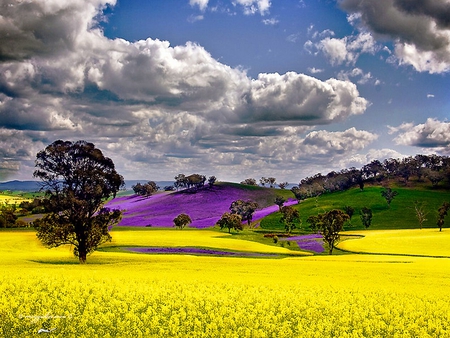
[
  {"left": 240, "top": 177, "right": 289, "bottom": 189},
  {"left": 174, "top": 174, "right": 216, "bottom": 191},
  {"left": 217, "top": 200, "right": 259, "bottom": 233},
  {"left": 291, "top": 155, "right": 450, "bottom": 200}
]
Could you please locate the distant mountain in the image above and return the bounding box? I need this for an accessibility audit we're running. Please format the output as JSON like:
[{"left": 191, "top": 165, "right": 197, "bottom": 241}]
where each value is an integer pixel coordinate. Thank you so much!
[
  {"left": 0, "top": 180, "right": 176, "bottom": 192},
  {"left": 0, "top": 180, "right": 41, "bottom": 192}
]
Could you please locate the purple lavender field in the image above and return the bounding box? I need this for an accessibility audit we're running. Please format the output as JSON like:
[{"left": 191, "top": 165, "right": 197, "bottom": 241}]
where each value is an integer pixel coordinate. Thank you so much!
[
  {"left": 125, "top": 247, "right": 279, "bottom": 257},
  {"left": 106, "top": 183, "right": 297, "bottom": 228},
  {"left": 279, "top": 234, "right": 324, "bottom": 253}
]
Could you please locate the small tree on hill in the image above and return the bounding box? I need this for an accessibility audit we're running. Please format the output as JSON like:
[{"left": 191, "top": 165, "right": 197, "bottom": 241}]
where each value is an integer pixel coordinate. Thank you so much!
[
  {"left": 307, "top": 214, "right": 322, "bottom": 233},
  {"left": 216, "top": 212, "right": 243, "bottom": 233},
  {"left": 317, "top": 209, "right": 349, "bottom": 255},
  {"left": 33, "top": 140, "right": 124, "bottom": 263},
  {"left": 260, "top": 177, "right": 267, "bottom": 186},
  {"left": 413, "top": 200, "right": 428, "bottom": 229},
  {"left": 437, "top": 202, "right": 450, "bottom": 232},
  {"left": 241, "top": 178, "right": 257, "bottom": 186},
  {"left": 343, "top": 206, "right": 355, "bottom": 226},
  {"left": 132, "top": 181, "right": 159, "bottom": 197},
  {"left": 267, "top": 177, "right": 276, "bottom": 188},
  {"left": 173, "top": 213, "right": 192, "bottom": 230},
  {"left": 208, "top": 176, "right": 217, "bottom": 187},
  {"left": 278, "top": 182, "right": 289, "bottom": 189},
  {"left": 274, "top": 196, "right": 286, "bottom": 211},
  {"left": 230, "top": 200, "right": 258, "bottom": 226},
  {"left": 360, "top": 207, "right": 373, "bottom": 228},
  {"left": 381, "top": 188, "right": 398, "bottom": 208},
  {"left": 343, "top": 206, "right": 355, "bottom": 220},
  {"left": 280, "top": 205, "right": 300, "bottom": 234}
]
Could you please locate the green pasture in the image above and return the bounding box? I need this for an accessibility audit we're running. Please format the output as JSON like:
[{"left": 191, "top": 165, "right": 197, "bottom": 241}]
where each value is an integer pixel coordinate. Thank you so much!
[{"left": 260, "top": 186, "right": 450, "bottom": 231}]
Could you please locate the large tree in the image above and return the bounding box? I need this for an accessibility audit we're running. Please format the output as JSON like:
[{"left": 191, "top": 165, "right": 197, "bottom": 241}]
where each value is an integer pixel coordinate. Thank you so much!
[{"left": 33, "top": 140, "right": 124, "bottom": 263}]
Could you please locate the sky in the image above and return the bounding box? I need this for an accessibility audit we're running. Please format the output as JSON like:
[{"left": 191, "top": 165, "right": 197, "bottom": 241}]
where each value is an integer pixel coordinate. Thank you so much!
[{"left": 0, "top": 0, "right": 449, "bottom": 184}]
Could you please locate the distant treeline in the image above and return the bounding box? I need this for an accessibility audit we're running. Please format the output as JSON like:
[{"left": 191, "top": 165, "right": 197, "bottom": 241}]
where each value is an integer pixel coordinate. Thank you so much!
[{"left": 291, "top": 154, "right": 450, "bottom": 200}]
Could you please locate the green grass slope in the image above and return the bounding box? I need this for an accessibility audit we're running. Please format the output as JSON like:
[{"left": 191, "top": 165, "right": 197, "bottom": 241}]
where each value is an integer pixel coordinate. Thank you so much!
[{"left": 260, "top": 186, "right": 450, "bottom": 231}]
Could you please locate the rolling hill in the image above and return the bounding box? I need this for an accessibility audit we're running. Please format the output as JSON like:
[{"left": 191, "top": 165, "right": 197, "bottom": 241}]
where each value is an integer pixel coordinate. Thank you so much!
[{"left": 106, "top": 182, "right": 295, "bottom": 228}]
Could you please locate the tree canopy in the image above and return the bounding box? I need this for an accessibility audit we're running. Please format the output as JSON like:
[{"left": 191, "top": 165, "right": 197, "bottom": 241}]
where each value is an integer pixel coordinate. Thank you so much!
[
  {"left": 33, "top": 140, "right": 124, "bottom": 263},
  {"left": 230, "top": 199, "right": 258, "bottom": 226},
  {"left": 216, "top": 212, "right": 243, "bottom": 233},
  {"left": 173, "top": 213, "right": 192, "bottom": 230},
  {"left": 132, "top": 181, "right": 159, "bottom": 197},
  {"left": 309, "top": 209, "right": 349, "bottom": 255}
]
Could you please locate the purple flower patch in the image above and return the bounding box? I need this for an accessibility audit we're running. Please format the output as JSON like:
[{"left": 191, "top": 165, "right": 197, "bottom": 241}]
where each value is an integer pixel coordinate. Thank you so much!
[
  {"left": 106, "top": 187, "right": 298, "bottom": 228},
  {"left": 124, "top": 247, "right": 278, "bottom": 257},
  {"left": 279, "top": 234, "right": 324, "bottom": 253}
]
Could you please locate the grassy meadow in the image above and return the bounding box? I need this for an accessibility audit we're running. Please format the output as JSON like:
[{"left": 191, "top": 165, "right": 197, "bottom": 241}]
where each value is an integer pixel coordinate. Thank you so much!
[
  {"left": 260, "top": 186, "right": 450, "bottom": 231},
  {"left": 2, "top": 227, "right": 450, "bottom": 337}
]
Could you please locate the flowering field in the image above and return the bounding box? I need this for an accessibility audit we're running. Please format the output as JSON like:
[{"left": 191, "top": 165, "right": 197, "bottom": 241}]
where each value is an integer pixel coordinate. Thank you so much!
[
  {"left": 338, "top": 229, "right": 450, "bottom": 257},
  {"left": 106, "top": 184, "right": 296, "bottom": 228},
  {"left": 2, "top": 230, "right": 450, "bottom": 337},
  {"left": 0, "top": 193, "right": 30, "bottom": 205}
]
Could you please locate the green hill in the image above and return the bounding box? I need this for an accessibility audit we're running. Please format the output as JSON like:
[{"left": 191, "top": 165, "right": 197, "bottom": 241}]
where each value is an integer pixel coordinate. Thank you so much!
[{"left": 260, "top": 186, "right": 450, "bottom": 231}]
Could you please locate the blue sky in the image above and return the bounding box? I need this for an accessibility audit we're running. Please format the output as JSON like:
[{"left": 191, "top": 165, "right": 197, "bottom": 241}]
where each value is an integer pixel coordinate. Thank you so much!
[{"left": 0, "top": 0, "right": 449, "bottom": 183}]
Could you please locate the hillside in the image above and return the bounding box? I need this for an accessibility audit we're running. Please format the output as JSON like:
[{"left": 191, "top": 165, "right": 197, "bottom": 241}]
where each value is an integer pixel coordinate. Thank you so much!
[
  {"left": 261, "top": 185, "right": 450, "bottom": 231},
  {"left": 106, "top": 182, "right": 295, "bottom": 228}
]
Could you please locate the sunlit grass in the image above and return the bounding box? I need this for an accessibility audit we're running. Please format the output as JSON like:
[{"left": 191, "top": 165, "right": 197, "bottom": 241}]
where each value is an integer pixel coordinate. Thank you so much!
[{"left": 338, "top": 228, "right": 450, "bottom": 257}]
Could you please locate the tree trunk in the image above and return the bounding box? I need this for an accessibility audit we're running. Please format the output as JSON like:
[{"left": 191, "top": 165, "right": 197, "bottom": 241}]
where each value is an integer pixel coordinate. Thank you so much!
[
  {"left": 77, "top": 237, "right": 87, "bottom": 264},
  {"left": 79, "top": 253, "right": 87, "bottom": 264}
]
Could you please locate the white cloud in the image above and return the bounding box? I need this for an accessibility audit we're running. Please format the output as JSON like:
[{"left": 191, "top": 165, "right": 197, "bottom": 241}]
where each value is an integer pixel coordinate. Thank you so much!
[
  {"left": 233, "top": 0, "right": 271, "bottom": 16},
  {"left": 0, "top": 0, "right": 372, "bottom": 182},
  {"left": 301, "top": 127, "right": 378, "bottom": 155},
  {"left": 340, "top": 0, "right": 450, "bottom": 74},
  {"left": 338, "top": 68, "right": 375, "bottom": 84},
  {"left": 188, "top": 14, "right": 205, "bottom": 22},
  {"left": 262, "top": 18, "right": 278, "bottom": 25},
  {"left": 189, "top": 0, "right": 209, "bottom": 11},
  {"left": 286, "top": 33, "right": 301, "bottom": 43},
  {"left": 308, "top": 67, "right": 324, "bottom": 74},
  {"left": 237, "top": 72, "right": 369, "bottom": 125},
  {"left": 314, "top": 32, "right": 377, "bottom": 66},
  {"left": 392, "top": 118, "right": 450, "bottom": 150}
]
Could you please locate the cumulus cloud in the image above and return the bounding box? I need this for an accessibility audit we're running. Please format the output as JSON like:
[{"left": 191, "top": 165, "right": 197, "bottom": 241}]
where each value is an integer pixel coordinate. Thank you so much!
[
  {"left": 308, "top": 32, "right": 377, "bottom": 66},
  {"left": 391, "top": 118, "right": 450, "bottom": 150},
  {"left": 337, "top": 67, "right": 375, "bottom": 84},
  {"left": 189, "top": 0, "right": 209, "bottom": 11},
  {"left": 233, "top": 0, "right": 271, "bottom": 16},
  {"left": 0, "top": 128, "right": 44, "bottom": 180},
  {"left": 339, "top": 0, "right": 450, "bottom": 73},
  {"left": 0, "top": 0, "right": 371, "bottom": 181},
  {"left": 301, "top": 127, "right": 378, "bottom": 155},
  {"left": 262, "top": 17, "right": 278, "bottom": 26},
  {"left": 237, "top": 73, "right": 368, "bottom": 126}
]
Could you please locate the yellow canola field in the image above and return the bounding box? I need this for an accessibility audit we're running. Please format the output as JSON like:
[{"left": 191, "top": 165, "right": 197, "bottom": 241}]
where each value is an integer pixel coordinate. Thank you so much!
[
  {"left": 0, "top": 194, "right": 30, "bottom": 205},
  {"left": 338, "top": 229, "right": 450, "bottom": 257},
  {"left": 1, "top": 230, "right": 450, "bottom": 337}
]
